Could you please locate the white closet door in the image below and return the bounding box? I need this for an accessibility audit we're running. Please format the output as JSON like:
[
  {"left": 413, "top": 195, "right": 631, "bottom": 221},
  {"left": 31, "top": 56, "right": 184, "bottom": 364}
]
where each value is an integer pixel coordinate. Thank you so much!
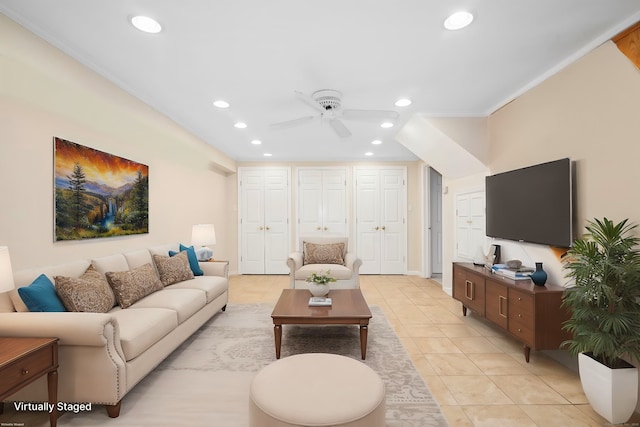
[
  {"left": 298, "top": 169, "right": 323, "bottom": 237},
  {"left": 240, "top": 170, "right": 266, "bottom": 274},
  {"left": 355, "top": 167, "right": 406, "bottom": 275},
  {"left": 322, "top": 169, "right": 347, "bottom": 236},
  {"left": 264, "top": 170, "right": 290, "bottom": 274},
  {"left": 356, "top": 169, "right": 381, "bottom": 274},
  {"left": 380, "top": 168, "right": 405, "bottom": 274},
  {"left": 239, "top": 168, "right": 290, "bottom": 274},
  {"left": 297, "top": 168, "right": 347, "bottom": 238}
]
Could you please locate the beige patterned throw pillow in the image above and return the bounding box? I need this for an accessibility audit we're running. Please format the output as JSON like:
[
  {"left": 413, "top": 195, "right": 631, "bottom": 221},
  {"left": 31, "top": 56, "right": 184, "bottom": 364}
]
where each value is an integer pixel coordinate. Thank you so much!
[
  {"left": 152, "top": 251, "right": 194, "bottom": 287},
  {"left": 303, "top": 242, "right": 345, "bottom": 265},
  {"left": 55, "top": 265, "right": 116, "bottom": 313},
  {"left": 105, "top": 263, "right": 163, "bottom": 309}
]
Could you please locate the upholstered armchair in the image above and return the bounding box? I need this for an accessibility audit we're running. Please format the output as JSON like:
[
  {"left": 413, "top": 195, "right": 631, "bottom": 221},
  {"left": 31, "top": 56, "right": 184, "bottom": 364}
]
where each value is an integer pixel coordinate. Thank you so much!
[{"left": 287, "top": 236, "right": 362, "bottom": 289}]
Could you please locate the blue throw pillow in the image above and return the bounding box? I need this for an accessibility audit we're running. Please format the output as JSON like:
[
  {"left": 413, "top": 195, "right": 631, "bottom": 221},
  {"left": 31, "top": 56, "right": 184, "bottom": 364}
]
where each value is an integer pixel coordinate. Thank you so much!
[
  {"left": 168, "top": 244, "right": 204, "bottom": 276},
  {"left": 17, "top": 274, "right": 67, "bottom": 312}
]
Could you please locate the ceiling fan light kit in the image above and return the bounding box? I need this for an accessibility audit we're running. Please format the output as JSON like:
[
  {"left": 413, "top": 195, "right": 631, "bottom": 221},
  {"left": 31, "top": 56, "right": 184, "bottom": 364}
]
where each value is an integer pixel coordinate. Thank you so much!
[{"left": 270, "top": 89, "right": 400, "bottom": 138}]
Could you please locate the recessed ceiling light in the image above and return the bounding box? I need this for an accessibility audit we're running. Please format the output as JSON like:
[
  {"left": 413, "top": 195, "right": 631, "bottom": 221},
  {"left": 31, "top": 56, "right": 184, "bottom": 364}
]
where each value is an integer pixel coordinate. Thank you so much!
[
  {"left": 371, "top": 140, "right": 383, "bottom": 145},
  {"left": 395, "top": 98, "right": 412, "bottom": 107},
  {"left": 444, "top": 11, "right": 474, "bottom": 30},
  {"left": 365, "top": 152, "right": 374, "bottom": 157},
  {"left": 213, "top": 100, "right": 229, "bottom": 109},
  {"left": 251, "top": 140, "right": 262, "bottom": 145},
  {"left": 234, "top": 122, "right": 247, "bottom": 129},
  {"left": 380, "top": 122, "right": 394, "bottom": 128},
  {"left": 131, "top": 16, "right": 162, "bottom": 34},
  {"left": 264, "top": 153, "right": 272, "bottom": 157}
]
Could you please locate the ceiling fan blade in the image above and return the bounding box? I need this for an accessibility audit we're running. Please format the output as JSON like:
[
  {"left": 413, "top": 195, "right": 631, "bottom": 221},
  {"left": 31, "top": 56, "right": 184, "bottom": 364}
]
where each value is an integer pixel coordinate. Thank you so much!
[
  {"left": 295, "top": 90, "right": 326, "bottom": 113},
  {"left": 342, "top": 109, "right": 400, "bottom": 121},
  {"left": 329, "top": 119, "right": 352, "bottom": 138},
  {"left": 270, "top": 115, "right": 316, "bottom": 129}
]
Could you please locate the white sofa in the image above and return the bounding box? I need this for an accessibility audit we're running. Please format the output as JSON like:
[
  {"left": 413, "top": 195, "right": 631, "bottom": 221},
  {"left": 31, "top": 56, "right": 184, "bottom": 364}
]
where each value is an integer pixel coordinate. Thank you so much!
[{"left": 0, "top": 243, "right": 229, "bottom": 418}]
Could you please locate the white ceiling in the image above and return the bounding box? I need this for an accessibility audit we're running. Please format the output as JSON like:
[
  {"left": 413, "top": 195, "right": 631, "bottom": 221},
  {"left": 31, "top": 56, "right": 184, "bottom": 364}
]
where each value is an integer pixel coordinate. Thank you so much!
[{"left": 2, "top": 1, "right": 640, "bottom": 163}]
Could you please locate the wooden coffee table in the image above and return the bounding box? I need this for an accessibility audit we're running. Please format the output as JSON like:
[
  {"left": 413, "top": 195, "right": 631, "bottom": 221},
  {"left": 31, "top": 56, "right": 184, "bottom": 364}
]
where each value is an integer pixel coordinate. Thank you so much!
[{"left": 271, "top": 289, "right": 372, "bottom": 360}]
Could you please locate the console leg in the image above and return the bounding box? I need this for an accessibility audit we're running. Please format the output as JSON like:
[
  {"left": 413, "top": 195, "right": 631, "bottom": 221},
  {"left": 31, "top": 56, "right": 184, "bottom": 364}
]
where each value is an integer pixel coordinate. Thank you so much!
[
  {"left": 524, "top": 346, "right": 531, "bottom": 363},
  {"left": 105, "top": 401, "right": 122, "bottom": 418}
]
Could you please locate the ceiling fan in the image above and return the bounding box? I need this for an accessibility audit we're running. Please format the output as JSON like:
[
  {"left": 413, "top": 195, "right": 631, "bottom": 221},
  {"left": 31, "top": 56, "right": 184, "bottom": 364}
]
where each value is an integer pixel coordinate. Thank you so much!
[{"left": 270, "top": 89, "right": 400, "bottom": 138}]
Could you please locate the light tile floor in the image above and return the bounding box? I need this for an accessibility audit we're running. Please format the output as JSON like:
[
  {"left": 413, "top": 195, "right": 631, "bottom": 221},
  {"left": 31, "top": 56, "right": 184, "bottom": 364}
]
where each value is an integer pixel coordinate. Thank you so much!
[{"left": 230, "top": 273, "right": 640, "bottom": 427}]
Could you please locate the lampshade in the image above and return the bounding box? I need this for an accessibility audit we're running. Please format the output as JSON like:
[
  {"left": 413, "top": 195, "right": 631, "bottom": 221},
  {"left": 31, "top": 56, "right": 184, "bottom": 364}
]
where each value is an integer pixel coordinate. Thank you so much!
[
  {"left": 0, "top": 246, "right": 15, "bottom": 293},
  {"left": 191, "top": 224, "right": 216, "bottom": 246},
  {"left": 191, "top": 224, "right": 216, "bottom": 261}
]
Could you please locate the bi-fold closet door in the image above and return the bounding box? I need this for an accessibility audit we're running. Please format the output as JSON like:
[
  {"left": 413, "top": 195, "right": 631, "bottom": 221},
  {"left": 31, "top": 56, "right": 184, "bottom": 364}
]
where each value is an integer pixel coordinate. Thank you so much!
[
  {"left": 297, "top": 168, "right": 348, "bottom": 238},
  {"left": 238, "top": 167, "right": 290, "bottom": 274},
  {"left": 355, "top": 167, "right": 406, "bottom": 274}
]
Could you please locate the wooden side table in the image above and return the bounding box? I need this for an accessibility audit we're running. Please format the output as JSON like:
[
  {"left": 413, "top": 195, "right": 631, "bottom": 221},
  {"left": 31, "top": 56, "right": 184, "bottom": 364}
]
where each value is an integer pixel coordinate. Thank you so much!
[{"left": 0, "top": 337, "right": 59, "bottom": 427}]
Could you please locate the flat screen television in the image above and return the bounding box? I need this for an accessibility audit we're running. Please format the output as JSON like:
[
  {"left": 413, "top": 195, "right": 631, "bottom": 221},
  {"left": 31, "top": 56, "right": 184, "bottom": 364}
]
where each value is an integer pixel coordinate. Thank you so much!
[{"left": 485, "top": 158, "right": 574, "bottom": 248}]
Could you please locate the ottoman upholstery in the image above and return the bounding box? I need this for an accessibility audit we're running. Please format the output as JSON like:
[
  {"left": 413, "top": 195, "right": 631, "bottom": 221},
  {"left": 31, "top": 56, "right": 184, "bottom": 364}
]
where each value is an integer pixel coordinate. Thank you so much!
[{"left": 249, "top": 353, "right": 385, "bottom": 427}]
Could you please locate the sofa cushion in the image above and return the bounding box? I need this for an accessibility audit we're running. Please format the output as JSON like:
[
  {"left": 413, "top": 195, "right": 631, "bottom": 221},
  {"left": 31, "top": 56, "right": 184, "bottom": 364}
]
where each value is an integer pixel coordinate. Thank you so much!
[
  {"left": 17, "top": 274, "right": 67, "bottom": 312},
  {"left": 169, "top": 244, "right": 204, "bottom": 276},
  {"left": 294, "top": 264, "right": 353, "bottom": 281},
  {"left": 167, "top": 275, "right": 227, "bottom": 303},
  {"left": 153, "top": 252, "right": 194, "bottom": 286},
  {"left": 55, "top": 265, "right": 116, "bottom": 313},
  {"left": 129, "top": 288, "right": 206, "bottom": 324},
  {"left": 92, "top": 253, "right": 129, "bottom": 275},
  {"left": 123, "top": 249, "right": 154, "bottom": 270},
  {"left": 110, "top": 307, "right": 178, "bottom": 361},
  {"left": 105, "top": 263, "right": 164, "bottom": 309},
  {"left": 303, "top": 242, "right": 345, "bottom": 265}
]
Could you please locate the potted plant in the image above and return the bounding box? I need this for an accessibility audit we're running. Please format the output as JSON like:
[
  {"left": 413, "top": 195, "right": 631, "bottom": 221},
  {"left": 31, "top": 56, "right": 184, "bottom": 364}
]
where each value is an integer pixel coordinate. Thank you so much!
[
  {"left": 562, "top": 217, "right": 640, "bottom": 424},
  {"left": 306, "top": 270, "right": 336, "bottom": 297}
]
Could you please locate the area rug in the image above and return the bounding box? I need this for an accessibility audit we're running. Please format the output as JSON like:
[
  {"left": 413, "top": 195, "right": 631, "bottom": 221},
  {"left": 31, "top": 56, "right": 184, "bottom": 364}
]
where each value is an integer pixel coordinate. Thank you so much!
[{"left": 42, "top": 304, "right": 447, "bottom": 426}]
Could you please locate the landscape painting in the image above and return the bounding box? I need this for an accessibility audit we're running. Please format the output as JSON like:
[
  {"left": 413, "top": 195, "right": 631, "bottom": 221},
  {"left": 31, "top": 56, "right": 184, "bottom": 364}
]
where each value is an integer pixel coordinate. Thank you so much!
[{"left": 54, "top": 137, "right": 149, "bottom": 241}]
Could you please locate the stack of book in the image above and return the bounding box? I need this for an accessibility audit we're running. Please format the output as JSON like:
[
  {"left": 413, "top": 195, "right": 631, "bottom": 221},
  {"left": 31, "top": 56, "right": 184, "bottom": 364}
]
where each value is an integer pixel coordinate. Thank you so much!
[
  {"left": 491, "top": 264, "right": 534, "bottom": 280},
  {"left": 308, "top": 297, "right": 332, "bottom": 306}
]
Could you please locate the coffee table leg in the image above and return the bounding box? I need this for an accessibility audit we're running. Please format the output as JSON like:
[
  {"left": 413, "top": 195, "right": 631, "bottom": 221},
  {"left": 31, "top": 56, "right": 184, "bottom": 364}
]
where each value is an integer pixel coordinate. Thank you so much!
[
  {"left": 359, "top": 325, "right": 368, "bottom": 360},
  {"left": 274, "top": 324, "right": 282, "bottom": 359}
]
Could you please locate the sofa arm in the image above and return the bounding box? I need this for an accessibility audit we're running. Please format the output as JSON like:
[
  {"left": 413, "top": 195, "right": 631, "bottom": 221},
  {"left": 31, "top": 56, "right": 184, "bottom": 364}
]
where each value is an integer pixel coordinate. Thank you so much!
[
  {"left": 287, "top": 252, "right": 303, "bottom": 272},
  {"left": 199, "top": 261, "right": 229, "bottom": 279},
  {"left": 0, "top": 312, "right": 122, "bottom": 350},
  {"left": 345, "top": 253, "right": 363, "bottom": 273}
]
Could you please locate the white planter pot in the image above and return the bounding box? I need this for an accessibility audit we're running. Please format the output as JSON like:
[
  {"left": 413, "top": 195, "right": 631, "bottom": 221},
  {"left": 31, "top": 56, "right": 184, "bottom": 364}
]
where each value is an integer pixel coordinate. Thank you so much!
[
  {"left": 309, "top": 283, "right": 330, "bottom": 297},
  {"left": 578, "top": 352, "right": 638, "bottom": 424}
]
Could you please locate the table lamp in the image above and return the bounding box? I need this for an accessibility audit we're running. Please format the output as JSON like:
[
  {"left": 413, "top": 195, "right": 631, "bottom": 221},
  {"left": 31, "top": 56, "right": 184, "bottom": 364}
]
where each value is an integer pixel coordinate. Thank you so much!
[
  {"left": 191, "top": 224, "right": 216, "bottom": 261},
  {"left": 0, "top": 246, "right": 15, "bottom": 293}
]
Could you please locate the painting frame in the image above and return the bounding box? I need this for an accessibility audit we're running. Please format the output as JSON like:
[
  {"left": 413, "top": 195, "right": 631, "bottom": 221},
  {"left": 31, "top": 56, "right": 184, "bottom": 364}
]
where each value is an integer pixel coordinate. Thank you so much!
[{"left": 54, "top": 137, "right": 149, "bottom": 241}]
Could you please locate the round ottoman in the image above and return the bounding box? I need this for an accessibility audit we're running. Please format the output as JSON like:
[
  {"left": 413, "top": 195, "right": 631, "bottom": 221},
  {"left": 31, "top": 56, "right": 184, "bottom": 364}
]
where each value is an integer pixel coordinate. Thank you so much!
[{"left": 249, "top": 353, "right": 385, "bottom": 427}]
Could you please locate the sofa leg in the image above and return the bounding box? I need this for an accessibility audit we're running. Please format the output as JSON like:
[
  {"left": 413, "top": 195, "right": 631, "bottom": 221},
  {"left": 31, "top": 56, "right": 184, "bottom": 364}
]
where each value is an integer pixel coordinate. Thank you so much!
[
  {"left": 105, "top": 401, "right": 122, "bottom": 418},
  {"left": 221, "top": 304, "right": 227, "bottom": 312}
]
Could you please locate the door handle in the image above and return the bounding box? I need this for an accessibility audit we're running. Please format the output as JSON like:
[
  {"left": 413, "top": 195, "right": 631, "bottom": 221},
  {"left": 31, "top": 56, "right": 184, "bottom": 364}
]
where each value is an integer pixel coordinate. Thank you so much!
[
  {"left": 259, "top": 226, "right": 264, "bottom": 230},
  {"left": 316, "top": 226, "right": 321, "bottom": 230},
  {"left": 324, "top": 227, "right": 328, "bottom": 231},
  {"left": 265, "top": 226, "right": 270, "bottom": 231},
  {"left": 374, "top": 226, "right": 379, "bottom": 231},
  {"left": 381, "top": 226, "right": 386, "bottom": 231}
]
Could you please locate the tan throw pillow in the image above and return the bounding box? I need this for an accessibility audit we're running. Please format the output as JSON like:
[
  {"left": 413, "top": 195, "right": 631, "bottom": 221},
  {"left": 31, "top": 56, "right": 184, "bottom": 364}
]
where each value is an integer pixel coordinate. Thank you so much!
[
  {"left": 55, "top": 265, "right": 116, "bottom": 313},
  {"left": 303, "top": 242, "right": 345, "bottom": 265},
  {"left": 105, "top": 263, "right": 163, "bottom": 309},
  {"left": 152, "top": 251, "right": 194, "bottom": 287}
]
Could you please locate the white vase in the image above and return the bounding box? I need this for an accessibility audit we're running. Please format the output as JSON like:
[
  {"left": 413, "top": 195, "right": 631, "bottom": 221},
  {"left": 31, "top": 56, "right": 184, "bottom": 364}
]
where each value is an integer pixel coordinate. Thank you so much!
[
  {"left": 578, "top": 352, "right": 638, "bottom": 424},
  {"left": 309, "top": 283, "right": 330, "bottom": 297}
]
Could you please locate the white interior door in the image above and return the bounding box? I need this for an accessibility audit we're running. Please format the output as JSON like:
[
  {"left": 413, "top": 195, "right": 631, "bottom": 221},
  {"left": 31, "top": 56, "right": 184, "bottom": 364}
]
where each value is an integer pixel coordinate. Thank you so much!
[
  {"left": 264, "top": 170, "right": 290, "bottom": 274},
  {"left": 430, "top": 168, "right": 443, "bottom": 275},
  {"left": 356, "top": 169, "right": 381, "bottom": 274},
  {"left": 455, "top": 190, "right": 485, "bottom": 262},
  {"left": 380, "top": 169, "right": 405, "bottom": 274},
  {"left": 298, "top": 169, "right": 323, "bottom": 237},
  {"left": 240, "top": 170, "right": 266, "bottom": 274},
  {"left": 356, "top": 167, "right": 406, "bottom": 274},
  {"left": 322, "top": 169, "right": 347, "bottom": 236},
  {"left": 239, "top": 168, "right": 290, "bottom": 274}
]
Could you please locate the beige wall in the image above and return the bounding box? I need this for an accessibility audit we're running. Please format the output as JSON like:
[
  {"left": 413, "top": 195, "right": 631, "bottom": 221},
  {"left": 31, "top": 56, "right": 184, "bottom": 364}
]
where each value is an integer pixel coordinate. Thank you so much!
[{"left": 0, "top": 15, "right": 236, "bottom": 270}]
